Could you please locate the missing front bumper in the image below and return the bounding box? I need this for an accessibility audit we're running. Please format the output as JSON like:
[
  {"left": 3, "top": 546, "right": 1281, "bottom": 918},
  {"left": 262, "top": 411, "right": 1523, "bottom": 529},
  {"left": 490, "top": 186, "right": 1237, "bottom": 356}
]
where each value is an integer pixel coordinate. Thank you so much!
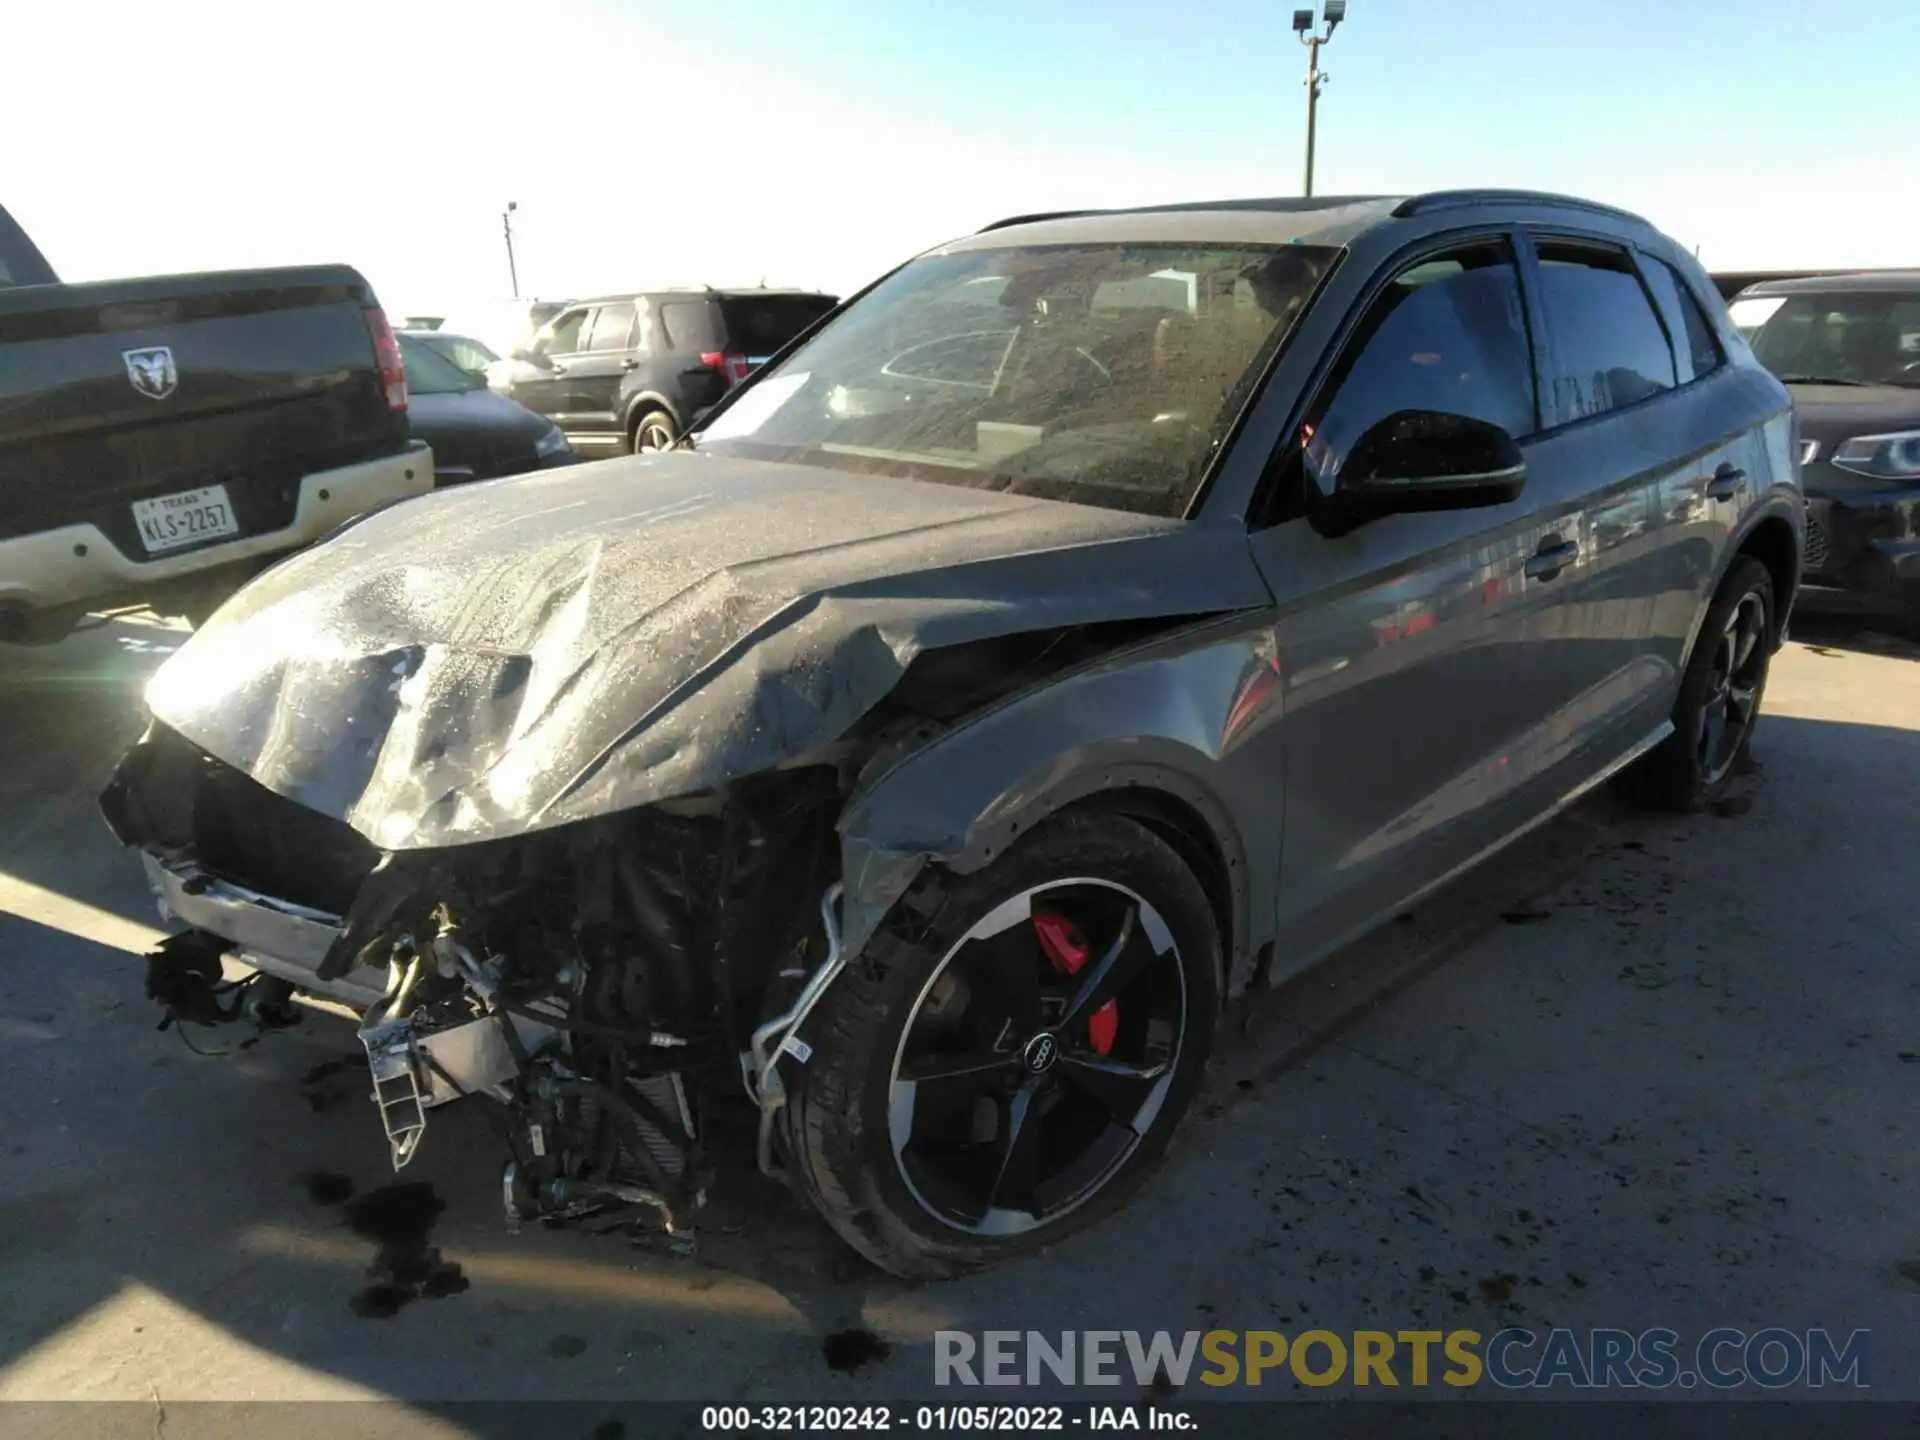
[{"left": 137, "top": 845, "right": 554, "bottom": 1151}]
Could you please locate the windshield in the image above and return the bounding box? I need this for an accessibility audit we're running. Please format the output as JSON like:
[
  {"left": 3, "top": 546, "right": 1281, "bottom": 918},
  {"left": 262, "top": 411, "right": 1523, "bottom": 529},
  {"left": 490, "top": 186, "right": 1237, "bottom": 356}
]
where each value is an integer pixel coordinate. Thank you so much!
[
  {"left": 424, "top": 332, "right": 500, "bottom": 370},
  {"left": 697, "top": 241, "right": 1336, "bottom": 517},
  {"left": 398, "top": 333, "right": 480, "bottom": 395},
  {"left": 1729, "top": 291, "right": 1920, "bottom": 387}
]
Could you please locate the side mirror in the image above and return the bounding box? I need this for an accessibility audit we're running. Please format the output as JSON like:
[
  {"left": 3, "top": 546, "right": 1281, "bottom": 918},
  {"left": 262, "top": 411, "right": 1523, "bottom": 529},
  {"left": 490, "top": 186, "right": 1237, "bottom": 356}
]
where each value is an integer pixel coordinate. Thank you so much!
[
  {"left": 1313, "top": 410, "right": 1525, "bottom": 536},
  {"left": 464, "top": 367, "right": 490, "bottom": 390},
  {"left": 512, "top": 347, "right": 546, "bottom": 366}
]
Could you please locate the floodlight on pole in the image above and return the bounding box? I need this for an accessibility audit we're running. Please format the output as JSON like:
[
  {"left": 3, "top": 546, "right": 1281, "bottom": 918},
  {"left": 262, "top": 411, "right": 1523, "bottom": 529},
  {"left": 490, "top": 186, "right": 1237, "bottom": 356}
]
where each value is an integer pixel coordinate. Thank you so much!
[{"left": 1295, "top": 3, "right": 1350, "bottom": 198}]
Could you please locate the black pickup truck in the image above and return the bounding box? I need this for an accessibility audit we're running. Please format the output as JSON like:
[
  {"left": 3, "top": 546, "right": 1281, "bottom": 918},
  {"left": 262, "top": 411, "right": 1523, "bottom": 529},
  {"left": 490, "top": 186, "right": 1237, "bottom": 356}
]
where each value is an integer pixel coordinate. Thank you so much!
[{"left": 0, "top": 203, "right": 432, "bottom": 642}]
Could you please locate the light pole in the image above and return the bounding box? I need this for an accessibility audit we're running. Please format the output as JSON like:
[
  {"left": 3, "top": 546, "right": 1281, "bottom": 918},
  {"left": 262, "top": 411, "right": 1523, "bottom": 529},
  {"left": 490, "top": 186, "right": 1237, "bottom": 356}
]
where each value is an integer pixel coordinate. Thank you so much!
[
  {"left": 1293, "top": 1, "right": 1347, "bottom": 198},
  {"left": 502, "top": 201, "right": 520, "bottom": 299}
]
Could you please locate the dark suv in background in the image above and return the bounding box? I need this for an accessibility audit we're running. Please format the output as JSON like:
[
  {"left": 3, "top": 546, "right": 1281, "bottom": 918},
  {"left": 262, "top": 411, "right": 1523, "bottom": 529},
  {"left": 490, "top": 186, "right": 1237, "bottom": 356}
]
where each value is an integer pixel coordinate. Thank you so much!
[
  {"left": 1730, "top": 271, "right": 1920, "bottom": 611},
  {"left": 493, "top": 288, "right": 838, "bottom": 454}
]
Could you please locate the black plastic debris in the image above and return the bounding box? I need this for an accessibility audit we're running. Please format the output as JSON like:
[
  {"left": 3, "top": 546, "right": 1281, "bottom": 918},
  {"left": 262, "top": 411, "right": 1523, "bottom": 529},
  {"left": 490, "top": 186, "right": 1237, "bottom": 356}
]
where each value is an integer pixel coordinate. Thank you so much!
[{"left": 143, "top": 931, "right": 238, "bottom": 1030}]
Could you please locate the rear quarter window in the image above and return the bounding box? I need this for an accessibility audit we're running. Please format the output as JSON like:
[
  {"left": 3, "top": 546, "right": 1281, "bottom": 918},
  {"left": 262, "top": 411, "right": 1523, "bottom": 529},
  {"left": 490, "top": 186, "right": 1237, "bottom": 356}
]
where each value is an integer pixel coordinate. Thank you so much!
[
  {"left": 660, "top": 300, "right": 719, "bottom": 351},
  {"left": 1639, "top": 257, "right": 1725, "bottom": 383}
]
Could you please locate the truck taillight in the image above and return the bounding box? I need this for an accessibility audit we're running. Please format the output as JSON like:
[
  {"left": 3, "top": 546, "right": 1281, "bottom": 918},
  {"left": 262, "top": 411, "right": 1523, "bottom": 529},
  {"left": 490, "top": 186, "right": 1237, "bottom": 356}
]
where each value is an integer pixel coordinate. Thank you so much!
[
  {"left": 700, "top": 350, "right": 753, "bottom": 389},
  {"left": 364, "top": 307, "right": 408, "bottom": 411}
]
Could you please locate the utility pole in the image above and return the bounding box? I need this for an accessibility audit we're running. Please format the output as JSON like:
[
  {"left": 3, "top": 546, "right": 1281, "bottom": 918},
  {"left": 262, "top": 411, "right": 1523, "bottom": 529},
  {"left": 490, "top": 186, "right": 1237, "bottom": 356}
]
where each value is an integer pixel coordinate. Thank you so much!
[
  {"left": 1293, "top": 2, "right": 1348, "bottom": 198},
  {"left": 502, "top": 201, "right": 520, "bottom": 299}
]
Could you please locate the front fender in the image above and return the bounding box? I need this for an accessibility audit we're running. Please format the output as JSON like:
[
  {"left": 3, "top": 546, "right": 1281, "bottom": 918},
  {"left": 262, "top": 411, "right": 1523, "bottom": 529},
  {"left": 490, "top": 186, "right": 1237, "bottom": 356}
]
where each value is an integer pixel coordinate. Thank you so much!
[
  {"left": 622, "top": 389, "right": 684, "bottom": 434},
  {"left": 836, "top": 615, "right": 1284, "bottom": 995}
]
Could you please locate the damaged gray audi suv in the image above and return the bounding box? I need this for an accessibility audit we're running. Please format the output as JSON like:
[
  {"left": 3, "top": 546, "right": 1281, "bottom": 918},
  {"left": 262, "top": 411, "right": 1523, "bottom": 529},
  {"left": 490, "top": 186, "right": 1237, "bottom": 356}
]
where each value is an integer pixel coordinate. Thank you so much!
[{"left": 102, "top": 190, "right": 1803, "bottom": 1278}]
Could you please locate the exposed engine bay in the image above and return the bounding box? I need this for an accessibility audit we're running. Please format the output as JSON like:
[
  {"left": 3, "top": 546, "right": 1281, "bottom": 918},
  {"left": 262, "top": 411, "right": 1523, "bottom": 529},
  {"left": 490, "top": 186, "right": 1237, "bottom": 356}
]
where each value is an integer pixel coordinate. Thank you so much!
[{"left": 105, "top": 722, "right": 850, "bottom": 1249}]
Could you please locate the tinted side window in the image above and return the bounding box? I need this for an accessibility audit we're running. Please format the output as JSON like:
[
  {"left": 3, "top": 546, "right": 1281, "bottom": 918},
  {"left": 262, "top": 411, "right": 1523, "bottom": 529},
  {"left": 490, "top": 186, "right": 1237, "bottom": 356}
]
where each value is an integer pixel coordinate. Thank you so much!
[
  {"left": 660, "top": 301, "right": 718, "bottom": 351},
  {"left": 1534, "top": 240, "right": 1676, "bottom": 422},
  {"left": 1640, "top": 258, "right": 1724, "bottom": 383},
  {"left": 1310, "top": 241, "right": 1537, "bottom": 481},
  {"left": 718, "top": 295, "right": 838, "bottom": 354},
  {"left": 540, "top": 309, "right": 589, "bottom": 356},
  {"left": 587, "top": 302, "right": 636, "bottom": 352}
]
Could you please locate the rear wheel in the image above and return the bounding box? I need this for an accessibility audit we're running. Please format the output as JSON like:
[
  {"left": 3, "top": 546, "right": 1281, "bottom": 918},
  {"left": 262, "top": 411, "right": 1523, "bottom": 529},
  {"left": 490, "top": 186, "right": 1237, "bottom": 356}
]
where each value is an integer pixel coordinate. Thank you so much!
[
  {"left": 780, "top": 812, "right": 1220, "bottom": 1279},
  {"left": 1625, "top": 556, "right": 1774, "bottom": 811},
  {"left": 629, "top": 409, "right": 677, "bottom": 453}
]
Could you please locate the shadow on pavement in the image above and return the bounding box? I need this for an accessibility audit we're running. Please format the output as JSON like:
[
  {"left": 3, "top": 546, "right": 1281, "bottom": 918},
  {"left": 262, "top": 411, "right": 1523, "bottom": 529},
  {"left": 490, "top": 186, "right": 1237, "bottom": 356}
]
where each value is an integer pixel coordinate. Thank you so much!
[
  {"left": 2, "top": 629, "right": 1915, "bottom": 1408},
  {"left": 1789, "top": 594, "right": 1920, "bottom": 661}
]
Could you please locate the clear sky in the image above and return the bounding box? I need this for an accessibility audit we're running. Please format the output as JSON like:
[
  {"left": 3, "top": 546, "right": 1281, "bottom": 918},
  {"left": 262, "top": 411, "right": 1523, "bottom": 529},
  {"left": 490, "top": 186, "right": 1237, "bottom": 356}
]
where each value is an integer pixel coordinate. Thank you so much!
[{"left": 7, "top": 0, "right": 1914, "bottom": 317}]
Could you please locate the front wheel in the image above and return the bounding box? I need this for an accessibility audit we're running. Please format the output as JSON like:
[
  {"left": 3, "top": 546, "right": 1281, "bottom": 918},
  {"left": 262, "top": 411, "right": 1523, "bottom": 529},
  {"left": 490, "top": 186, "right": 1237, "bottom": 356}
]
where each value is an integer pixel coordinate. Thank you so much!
[
  {"left": 779, "top": 811, "right": 1221, "bottom": 1279},
  {"left": 629, "top": 409, "right": 677, "bottom": 453},
  {"left": 1625, "top": 555, "right": 1775, "bottom": 811}
]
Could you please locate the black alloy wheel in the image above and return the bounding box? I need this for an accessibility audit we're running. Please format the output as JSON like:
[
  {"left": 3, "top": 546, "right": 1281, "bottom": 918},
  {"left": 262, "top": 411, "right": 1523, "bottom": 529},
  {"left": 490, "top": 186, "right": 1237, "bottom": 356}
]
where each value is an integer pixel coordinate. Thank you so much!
[
  {"left": 1625, "top": 555, "right": 1776, "bottom": 811},
  {"left": 887, "top": 876, "right": 1187, "bottom": 1236},
  {"left": 778, "top": 811, "right": 1221, "bottom": 1278},
  {"left": 1697, "top": 586, "right": 1769, "bottom": 788}
]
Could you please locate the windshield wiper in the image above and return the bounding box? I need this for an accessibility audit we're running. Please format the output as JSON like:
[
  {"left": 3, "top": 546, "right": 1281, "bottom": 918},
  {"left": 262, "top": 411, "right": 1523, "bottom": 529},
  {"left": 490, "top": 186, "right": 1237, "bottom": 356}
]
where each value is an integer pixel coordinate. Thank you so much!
[{"left": 1775, "top": 375, "right": 1873, "bottom": 386}]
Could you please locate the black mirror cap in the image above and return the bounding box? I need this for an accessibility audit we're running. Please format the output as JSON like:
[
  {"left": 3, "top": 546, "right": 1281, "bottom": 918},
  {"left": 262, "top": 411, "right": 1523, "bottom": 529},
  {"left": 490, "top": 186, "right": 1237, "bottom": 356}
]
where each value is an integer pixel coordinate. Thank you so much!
[
  {"left": 1314, "top": 410, "right": 1526, "bottom": 535},
  {"left": 464, "top": 368, "right": 491, "bottom": 390}
]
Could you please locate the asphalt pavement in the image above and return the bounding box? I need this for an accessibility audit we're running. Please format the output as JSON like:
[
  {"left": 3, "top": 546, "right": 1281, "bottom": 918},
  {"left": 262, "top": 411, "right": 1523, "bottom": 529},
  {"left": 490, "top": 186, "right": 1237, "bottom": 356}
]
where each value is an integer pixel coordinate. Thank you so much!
[{"left": 0, "top": 607, "right": 1915, "bottom": 1415}]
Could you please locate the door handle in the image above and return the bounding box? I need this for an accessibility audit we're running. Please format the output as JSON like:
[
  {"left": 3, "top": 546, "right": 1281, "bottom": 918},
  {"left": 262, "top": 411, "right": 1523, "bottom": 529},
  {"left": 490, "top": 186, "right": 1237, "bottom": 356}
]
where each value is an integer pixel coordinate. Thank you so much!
[
  {"left": 1705, "top": 464, "right": 1745, "bottom": 501},
  {"left": 548, "top": 363, "right": 570, "bottom": 376},
  {"left": 1524, "top": 536, "right": 1578, "bottom": 581},
  {"left": 621, "top": 357, "right": 641, "bottom": 371}
]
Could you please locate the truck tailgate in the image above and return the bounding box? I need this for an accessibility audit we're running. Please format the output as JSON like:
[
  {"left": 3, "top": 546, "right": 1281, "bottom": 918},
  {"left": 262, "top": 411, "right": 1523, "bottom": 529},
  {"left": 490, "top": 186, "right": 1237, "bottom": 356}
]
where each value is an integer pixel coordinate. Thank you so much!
[{"left": 0, "top": 267, "right": 409, "bottom": 552}]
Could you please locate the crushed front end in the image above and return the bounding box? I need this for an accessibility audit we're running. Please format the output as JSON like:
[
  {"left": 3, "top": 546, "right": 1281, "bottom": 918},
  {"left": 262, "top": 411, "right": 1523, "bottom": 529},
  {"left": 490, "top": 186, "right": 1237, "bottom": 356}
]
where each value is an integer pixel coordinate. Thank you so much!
[{"left": 102, "top": 722, "right": 845, "bottom": 1249}]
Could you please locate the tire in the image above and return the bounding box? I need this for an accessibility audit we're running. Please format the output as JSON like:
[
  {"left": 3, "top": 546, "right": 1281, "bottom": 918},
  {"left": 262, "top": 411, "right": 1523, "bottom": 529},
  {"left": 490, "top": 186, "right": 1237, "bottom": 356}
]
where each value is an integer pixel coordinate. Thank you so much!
[
  {"left": 1624, "top": 555, "right": 1775, "bottom": 811},
  {"left": 628, "top": 408, "right": 677, "bottom": 453},
  {"left": 779, "top": 811, "right": 1222, "bottom": 1279}
]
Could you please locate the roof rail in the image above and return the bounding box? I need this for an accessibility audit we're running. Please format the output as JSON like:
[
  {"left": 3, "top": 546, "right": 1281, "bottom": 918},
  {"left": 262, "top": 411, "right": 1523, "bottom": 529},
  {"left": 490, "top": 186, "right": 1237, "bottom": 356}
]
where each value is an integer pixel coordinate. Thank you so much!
[
  {"left": 976, "top": 209, "right": 1108, "bottom": 233},
  {"left": 1120, "top": 194, "right": 1389, "bottom": 215},
  {"left": 979, "top": 196, "right": 1390, "bottom": 233},
  {"left": 1392, "top": 189, "right": 1649, "bottom": 224}
]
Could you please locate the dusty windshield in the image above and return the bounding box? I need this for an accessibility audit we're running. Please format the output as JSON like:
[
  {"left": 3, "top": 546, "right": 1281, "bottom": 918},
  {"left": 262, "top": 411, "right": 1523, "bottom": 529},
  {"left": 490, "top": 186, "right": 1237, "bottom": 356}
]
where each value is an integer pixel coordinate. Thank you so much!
[
  {"left": 698, "top": 241, "right": 1336, "bottom": 516},
  {"left": 1730, "top": 291, "right": 1920, "bottom": 388}
]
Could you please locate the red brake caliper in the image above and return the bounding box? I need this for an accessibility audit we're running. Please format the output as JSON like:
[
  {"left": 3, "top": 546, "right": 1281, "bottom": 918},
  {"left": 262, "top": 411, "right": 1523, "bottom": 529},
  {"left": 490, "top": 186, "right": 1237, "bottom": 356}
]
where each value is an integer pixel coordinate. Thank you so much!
[{"left": 1033, "top": 913, "right": 1118, "bottom": 1056}]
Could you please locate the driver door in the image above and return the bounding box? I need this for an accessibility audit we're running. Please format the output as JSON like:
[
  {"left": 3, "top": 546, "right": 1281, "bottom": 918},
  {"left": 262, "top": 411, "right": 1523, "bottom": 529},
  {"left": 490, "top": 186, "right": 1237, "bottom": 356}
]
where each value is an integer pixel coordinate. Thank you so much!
[
  {"left": 513, "top": 306, "right": 589, "bottom": 428},
  {"left": 1246, "top": 236, "right": 1567, "bottom": 978}
]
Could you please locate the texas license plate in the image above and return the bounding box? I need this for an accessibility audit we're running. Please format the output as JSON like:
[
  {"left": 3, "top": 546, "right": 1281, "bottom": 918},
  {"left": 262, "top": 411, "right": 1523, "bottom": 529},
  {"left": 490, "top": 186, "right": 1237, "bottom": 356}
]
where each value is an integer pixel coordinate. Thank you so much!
[{"left": 132, "top": 485, "right": 239, "bottom": 555}]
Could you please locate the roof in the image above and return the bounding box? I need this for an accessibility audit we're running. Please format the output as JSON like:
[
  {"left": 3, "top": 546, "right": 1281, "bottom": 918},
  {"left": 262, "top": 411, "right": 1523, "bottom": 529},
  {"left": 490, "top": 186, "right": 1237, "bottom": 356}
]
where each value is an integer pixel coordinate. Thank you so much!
[
  {"left": 1736, "top": 269, "right": 1920, "bottom": 298},
  {"left": 569, "top": 287, "right": 838, "bottom": 306},
  {"left": 951, "top": 197, "right": 1404, "bottom": 252},
  {"left": 961, "top": 189, "right": 1654, "bottom": 252}
]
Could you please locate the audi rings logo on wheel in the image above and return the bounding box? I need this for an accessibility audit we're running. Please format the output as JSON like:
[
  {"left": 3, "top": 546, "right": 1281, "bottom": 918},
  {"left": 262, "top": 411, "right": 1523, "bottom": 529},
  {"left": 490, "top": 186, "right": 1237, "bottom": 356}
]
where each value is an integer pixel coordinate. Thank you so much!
[{"left": 1022, "top": 1032, "right": 1060, "bottom": 1073}]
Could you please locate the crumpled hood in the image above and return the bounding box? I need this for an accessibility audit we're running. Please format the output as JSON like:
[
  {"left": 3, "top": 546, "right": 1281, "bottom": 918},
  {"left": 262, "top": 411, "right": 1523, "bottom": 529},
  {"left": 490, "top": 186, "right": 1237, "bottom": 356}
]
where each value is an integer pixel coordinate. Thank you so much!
[{"left": 146, "top": 451, "right": 1269, "bottom": 848}]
